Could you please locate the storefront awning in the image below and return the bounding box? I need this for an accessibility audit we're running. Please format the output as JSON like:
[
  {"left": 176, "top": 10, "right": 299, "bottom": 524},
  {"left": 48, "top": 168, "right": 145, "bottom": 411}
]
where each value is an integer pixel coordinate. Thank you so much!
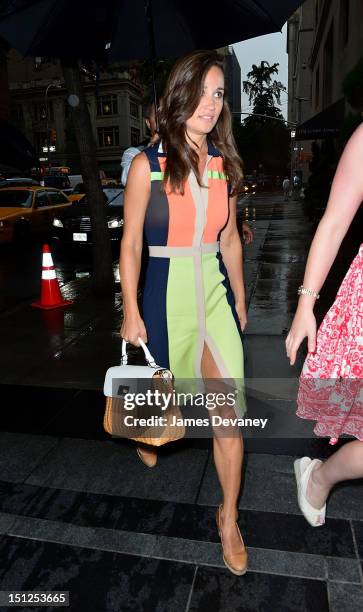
[{"left": 295, "top": 98, "right": 346, "bottom": 141}]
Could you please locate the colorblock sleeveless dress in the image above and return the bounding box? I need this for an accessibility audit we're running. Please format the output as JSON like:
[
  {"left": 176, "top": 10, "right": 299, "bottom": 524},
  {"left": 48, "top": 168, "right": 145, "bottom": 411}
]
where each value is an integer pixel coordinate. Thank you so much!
[
  {"left": 141, "top": 140, "right": 245, "bottom": 413},
  {"left": 297, "top": 243, "right": 363, "bottom": 442}
]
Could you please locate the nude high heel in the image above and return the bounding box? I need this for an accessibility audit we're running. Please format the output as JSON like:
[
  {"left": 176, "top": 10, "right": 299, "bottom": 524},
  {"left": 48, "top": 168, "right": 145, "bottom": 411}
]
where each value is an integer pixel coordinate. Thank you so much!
[
  {"left": 216, "top": 505, "right": 248, "bottom": 576},
  {"left": 136, "top": 445, "right": 157, "bottom": 468}
]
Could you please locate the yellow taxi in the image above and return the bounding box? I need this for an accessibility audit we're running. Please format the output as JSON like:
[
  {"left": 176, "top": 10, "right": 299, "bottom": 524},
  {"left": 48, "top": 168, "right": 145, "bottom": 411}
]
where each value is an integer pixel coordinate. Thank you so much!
[{"left": 0, "top": 186, "right": 71, "bottom": 243}]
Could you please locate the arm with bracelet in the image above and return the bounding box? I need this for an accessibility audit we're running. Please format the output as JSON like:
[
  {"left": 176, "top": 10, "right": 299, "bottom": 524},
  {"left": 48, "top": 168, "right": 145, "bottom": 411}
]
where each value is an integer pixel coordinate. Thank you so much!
[{"left": 286, "top": 124, "right": 363, "bottom": 365}]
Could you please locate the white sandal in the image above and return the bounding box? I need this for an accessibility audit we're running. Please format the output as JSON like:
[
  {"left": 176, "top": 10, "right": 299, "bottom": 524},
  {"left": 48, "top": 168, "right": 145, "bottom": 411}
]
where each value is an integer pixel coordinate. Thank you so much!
[{"left": 294, "top": 457, "right": 326, "bottom": 527}]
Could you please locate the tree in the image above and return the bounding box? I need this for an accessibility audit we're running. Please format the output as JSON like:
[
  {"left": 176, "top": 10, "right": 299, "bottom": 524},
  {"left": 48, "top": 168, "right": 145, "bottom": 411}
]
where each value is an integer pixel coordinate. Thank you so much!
[
  {"left": 243, "top": 61, "right": 286, "bottom": 118},
  {"left": 234, "top": 61, "right": 290, "bottom": 177},
  {"left": 131, "top": 57, "right": 176, "bottom": 106},
  {"left": 62, "top": 60, "right": 114, "bottom": 296}
]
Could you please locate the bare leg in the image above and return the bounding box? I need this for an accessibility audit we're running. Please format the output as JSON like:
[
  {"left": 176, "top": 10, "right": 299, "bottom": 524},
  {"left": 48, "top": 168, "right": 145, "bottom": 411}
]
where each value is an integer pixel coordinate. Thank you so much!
[
  {"left": 306, "top": 440, "right": 363, "bottom": 509},
  {"left": 201, "top": 343, "right": 245, "bottom": 556}
]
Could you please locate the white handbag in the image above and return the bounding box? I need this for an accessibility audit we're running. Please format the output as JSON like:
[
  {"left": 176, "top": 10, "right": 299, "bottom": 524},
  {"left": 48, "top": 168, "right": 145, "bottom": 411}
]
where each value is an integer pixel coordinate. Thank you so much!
[
  {"left": 103, "top": 337, "right": 173, "bottom": 398},
  {"left": 103, "top": 338, "right": 184, "bottom": 446}
]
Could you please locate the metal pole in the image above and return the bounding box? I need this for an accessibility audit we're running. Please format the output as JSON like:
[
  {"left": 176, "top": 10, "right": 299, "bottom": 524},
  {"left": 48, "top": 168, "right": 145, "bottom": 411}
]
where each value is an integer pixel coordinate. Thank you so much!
[
  {"left": 45, "top": 82, "right": 61, "bottom": 169},
  {"left": 45, "top": 83, "right": 53, "bottom": 169},
  {"left": 145, "top": 0, "right": 159, "bottom": 130},
  {"left": 290, "top": 133, "right": 296, "bottom": 193}
]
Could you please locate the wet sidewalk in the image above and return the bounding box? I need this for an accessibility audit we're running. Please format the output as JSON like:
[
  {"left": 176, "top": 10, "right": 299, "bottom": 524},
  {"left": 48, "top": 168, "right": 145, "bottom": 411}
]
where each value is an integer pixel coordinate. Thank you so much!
[{"left": 0, "top": 194, "right": 362, "bottom": 611}]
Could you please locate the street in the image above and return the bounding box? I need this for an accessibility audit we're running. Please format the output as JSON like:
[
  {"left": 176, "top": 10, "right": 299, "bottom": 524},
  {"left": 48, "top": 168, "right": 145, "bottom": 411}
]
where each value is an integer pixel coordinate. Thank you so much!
[
  {"left": 0, "top": 238, "right": 120, "bottom": 314},
  {"left": 0, "top": 195, "right": 249, "bottom": 313},
  {"left": 0, "top": 192, "right": 362, "bottom": 612}
]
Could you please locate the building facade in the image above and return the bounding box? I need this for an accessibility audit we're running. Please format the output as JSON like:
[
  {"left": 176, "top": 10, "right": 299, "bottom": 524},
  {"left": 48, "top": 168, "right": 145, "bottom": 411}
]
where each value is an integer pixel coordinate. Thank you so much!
[
  {"left": 6, "top": 46, "right": 242, "bottom": 177},
  {"left": 223, "top": 47, "right": 242, "bottom": 116},
  {"left": 287, "top": 0, "right": 363, "bottom": 180},
  {"left": 0, "top": 41, "right": 10, "bottom": 121},
  {"left": 7, "top": 51, "right": 145, "bottom": 176}
]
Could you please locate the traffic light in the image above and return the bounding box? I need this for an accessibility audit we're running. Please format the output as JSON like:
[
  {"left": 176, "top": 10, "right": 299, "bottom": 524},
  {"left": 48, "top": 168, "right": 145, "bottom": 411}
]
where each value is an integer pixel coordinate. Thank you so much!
[{"left": 50, "top": 129, "right": 57, "bottom": 144}]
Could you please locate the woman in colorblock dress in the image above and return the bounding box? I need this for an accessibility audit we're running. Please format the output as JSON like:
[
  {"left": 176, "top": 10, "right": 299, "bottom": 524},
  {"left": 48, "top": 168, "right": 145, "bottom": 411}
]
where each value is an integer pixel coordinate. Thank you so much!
[
  {"left": 120, "top": 50, "right": 247, "bottom": 575},
  {"left": 286, "top": 124, "right": 363, "bottom": 527}
]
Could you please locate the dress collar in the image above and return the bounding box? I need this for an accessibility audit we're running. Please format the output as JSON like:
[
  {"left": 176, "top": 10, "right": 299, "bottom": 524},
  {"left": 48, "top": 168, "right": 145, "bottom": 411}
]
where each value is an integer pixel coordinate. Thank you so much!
[
  {"left": 207, "top": 138, "right": 221, "bottom": 157},
  {"left": 157, "top": 138, "right": 221, "bottom": 157}
]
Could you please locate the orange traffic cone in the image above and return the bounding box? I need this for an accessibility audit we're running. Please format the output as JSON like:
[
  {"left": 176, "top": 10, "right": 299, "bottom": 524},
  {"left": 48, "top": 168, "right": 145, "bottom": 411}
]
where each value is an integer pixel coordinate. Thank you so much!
[{"left": 32, "top": 244, "right": 73, "bottom": 310}]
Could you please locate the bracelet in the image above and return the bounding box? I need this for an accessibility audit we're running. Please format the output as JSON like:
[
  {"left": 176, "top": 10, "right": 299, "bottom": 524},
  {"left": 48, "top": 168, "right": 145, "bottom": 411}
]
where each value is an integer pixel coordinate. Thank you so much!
[{"left": 298, "top": 285, "right": 320, "bottom": 299}]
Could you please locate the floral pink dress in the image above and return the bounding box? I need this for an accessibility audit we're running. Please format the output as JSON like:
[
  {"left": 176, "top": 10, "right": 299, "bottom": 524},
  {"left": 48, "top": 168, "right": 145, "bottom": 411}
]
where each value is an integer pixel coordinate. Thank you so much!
[{"left": 297, "top": 244, "right": 363, "bottom": 443}]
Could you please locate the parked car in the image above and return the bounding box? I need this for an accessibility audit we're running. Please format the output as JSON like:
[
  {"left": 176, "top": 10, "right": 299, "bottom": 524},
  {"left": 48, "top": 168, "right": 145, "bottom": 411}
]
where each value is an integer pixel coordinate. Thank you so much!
[
  {"left": 0, "top": 187, "right": 71, "bottom": 243},
  {"left": 42, "top": 173, "right": 72, "bottom": 195},
  {"left": 69, "top": 185, "right": 124, "bottom": 206},
  {"left": 68, "top": 174, "right": 83, "bottom": 190},
  {"left": 51, "top": 195, "right": 123, "bottom": 247}
]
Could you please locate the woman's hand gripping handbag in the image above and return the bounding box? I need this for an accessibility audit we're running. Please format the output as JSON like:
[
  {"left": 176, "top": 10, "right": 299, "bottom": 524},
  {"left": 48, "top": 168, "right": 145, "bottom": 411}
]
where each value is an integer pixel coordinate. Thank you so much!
[{"left": 103, "top": 337, "right": 185, "bottom": 446}]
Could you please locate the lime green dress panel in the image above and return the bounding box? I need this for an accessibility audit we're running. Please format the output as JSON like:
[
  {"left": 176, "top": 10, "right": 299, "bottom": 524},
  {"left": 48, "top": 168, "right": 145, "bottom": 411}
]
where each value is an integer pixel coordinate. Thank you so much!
[
  {"left": 166, "top": 256, "right": 198, "bottom": 378},
  {"left": 202, "top": 253, "right": 246, "bottom": 416}
]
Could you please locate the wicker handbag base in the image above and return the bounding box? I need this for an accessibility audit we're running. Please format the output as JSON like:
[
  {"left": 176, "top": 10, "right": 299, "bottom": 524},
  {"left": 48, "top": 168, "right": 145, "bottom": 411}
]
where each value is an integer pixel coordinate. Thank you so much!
[{"left": 103, "top": 396, "right": 185, "bottom": 446}]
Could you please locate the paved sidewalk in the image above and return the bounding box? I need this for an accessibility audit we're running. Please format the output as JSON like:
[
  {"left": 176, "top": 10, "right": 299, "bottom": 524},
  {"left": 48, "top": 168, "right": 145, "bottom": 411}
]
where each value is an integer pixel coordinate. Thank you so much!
[{"left": 0, "top": 194, "right": 362, "bottom": 611}]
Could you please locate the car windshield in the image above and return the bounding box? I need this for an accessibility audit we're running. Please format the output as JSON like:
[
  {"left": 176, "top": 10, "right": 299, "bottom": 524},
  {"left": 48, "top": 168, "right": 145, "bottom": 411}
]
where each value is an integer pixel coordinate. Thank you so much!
[
  {"left": 73, "top": 183, "right": 85, "bottom": 194},
  {"left": 103, "top": 188, "right": 124, "bottom": 206},
  {"left": 0, "top": 190, "right": 33, "bottom": 207}
]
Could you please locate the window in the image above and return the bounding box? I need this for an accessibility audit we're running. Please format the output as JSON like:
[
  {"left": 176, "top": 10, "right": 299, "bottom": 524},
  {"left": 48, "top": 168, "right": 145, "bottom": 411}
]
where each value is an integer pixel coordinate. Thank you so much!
[
  {"left": 97, "top": 126, "right": 119, "bottom": 147},
  {"left": 129, "top": 98, "right": 139, "bottom": 118},
  {"left": 315, "top": 65, "right": 320, "bottom": 109},
  {"left": 0, "top": 190, "right": 32, "bottom": 208},
  {"left": 47, "top": 191, "right": 70, "bottom": 205},
  {"left": 97, "top": 95, "right": 118, "bottom": 116},
  {"left": 323, "top": 23, "right": 334, "bottom": 107},
  {"left": 50, "top": 129, "right": 57, "bottom": 146},
  {"left": 35, "top": 192, "right": 50, "bottom": 208},
  {"left": 340, "top": 0, "right": 350, "bottom": 46},
  {"left": 130, "top": 127, "right": 140, "bottom": 147},
  {"left": 33, "top": 103, "right": 45, "bottom": 121}
]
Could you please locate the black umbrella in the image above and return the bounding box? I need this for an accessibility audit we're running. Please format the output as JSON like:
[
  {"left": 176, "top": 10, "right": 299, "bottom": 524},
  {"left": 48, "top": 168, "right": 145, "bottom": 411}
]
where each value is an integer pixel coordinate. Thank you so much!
[
  {"left": 0, "top": 0, "right": 304, "bottom": 60},
  {"left": 0, "top": 0, "right": 305, "bottom": 121}
]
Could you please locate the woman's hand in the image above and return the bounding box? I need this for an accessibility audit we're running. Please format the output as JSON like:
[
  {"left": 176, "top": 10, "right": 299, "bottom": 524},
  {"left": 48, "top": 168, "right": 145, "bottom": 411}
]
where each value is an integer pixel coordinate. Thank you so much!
[
  {"left": 242, "top": 221, "right": 254, "bottom": 244},
  {"left": 285, "top": 306, "right": 317, "bottom": 365},
  {"left": 120, "top": 312, "right": 148, "bottom": 346},
  {"left": 235, "top": 301, "right": 247, "bottom": 332}
]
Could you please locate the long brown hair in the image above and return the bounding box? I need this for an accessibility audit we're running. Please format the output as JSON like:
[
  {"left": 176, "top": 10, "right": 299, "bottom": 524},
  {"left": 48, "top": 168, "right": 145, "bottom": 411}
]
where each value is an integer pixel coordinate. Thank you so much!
[{"left": 158, "top": 49, "right": 243, "bottom": 195}]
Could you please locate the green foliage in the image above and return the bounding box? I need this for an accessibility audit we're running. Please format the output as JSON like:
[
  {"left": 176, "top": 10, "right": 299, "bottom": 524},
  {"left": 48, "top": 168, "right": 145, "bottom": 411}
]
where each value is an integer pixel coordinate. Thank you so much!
[
  {"left": 234, "top": 61, "right": 289, "bottom": 174},
  {"left": 243, "top": 61, "right": 286, "bottom": 118}
]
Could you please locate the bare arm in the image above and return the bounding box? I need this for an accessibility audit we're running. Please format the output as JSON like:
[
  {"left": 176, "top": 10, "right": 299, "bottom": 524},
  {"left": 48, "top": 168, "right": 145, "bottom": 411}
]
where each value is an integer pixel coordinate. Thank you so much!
[
  {"left": 119, "top": 152, "right": 150, "bottom": 344},
  {"left": 286, "top": 125, "right": 363, "bottom": 364},
  {"left": 220, "top": 195, "right": 247, "bottom": 330}
]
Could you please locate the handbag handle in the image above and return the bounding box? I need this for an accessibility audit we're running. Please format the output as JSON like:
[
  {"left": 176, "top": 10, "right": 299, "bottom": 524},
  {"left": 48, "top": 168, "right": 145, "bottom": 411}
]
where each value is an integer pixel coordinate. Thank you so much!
[{"left": 121, "top": 337, "right": 157, "bottom": 367}]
